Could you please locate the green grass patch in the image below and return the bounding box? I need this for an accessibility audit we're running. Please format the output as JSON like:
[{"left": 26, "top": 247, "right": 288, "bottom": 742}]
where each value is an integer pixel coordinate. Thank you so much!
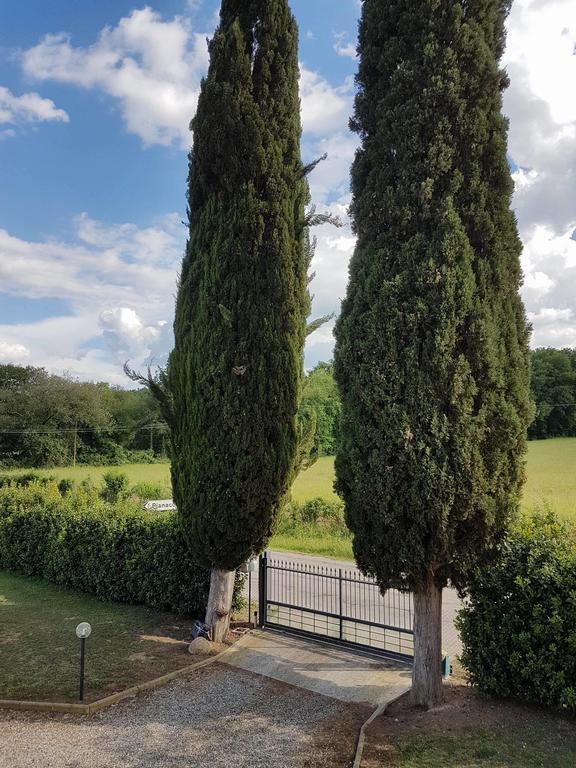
[
  {"left": 522, "top": 437, "right": 576, "bottom": 521},
  {"left": 3, "top": 438, "right": 576, "bottom": 560},
  {"left": 271, "top": 533, "right": 353, "bottom": 560},
  {"left": 388, "top": 727, "right": 576, "bottom": 768},
  {"left": 0, "top": 571, "right": 194, "bottom": 703},
  {"left": 291, "top": 456, "right": 338, "bottom": 503},
  {"left": 365, "top": 687, "right": 576, "bottom": 768}
]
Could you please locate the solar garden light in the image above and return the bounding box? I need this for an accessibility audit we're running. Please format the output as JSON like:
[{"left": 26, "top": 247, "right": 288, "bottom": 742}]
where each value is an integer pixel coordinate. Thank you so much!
[{"left": 75, "top": 622, "right": 92, "bottom": 702}]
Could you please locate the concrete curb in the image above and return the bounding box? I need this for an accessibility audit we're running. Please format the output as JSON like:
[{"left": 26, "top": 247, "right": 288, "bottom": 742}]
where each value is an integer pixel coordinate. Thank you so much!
[
  {"left": 351, "top": 690, "right": 408, "bottom": 768},
  {"left": 0, "top": 635, "right": 250, "bottom": 716}
]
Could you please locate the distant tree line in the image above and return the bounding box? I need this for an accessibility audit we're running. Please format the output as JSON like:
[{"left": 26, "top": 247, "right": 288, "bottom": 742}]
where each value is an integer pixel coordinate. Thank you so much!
[
  {"left": 0, "top": 361, "right": 342, "bottom": 469},
  {"left": 529, "top": 348, "right": 576, "bottom": 439},
  {"left": 0, "top": 364, "right": 168, "bottom": 468},
  {"left": 1, "top": 348, "right": 572, "bottom": 468}
]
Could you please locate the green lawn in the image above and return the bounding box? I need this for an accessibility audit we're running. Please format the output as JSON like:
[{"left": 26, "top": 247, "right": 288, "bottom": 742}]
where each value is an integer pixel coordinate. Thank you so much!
[
  {"left": 3, "top": 438, "right": 575, "bottom": 562},
  {"left": 364, "top": 686, "right": 576, "bottom": 768},
  {"left": 5, "top": 438, "right": 575, "bottom": 518},
  {"left": 375, "top": 724, "right": 576, "bottom": 768},
  {"left": 0, "top": 571, "right": 194, "bottom": 702}
]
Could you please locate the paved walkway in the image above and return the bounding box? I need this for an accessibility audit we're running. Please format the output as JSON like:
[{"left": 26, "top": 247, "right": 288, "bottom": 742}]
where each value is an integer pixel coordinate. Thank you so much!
[{"left": 222, "top": 629, "right": 411, "bottom": 706}]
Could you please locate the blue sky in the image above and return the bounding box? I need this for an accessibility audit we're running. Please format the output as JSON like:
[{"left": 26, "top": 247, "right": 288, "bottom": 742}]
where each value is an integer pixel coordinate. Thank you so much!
[{"left": 0, "top": 1, "right": 575, "bottom": 384}]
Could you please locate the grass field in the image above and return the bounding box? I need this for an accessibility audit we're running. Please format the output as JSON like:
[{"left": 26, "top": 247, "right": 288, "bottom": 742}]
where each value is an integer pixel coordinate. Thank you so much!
[
  {"left": 3, "top": 438, "right": 575, "bottom": 561},
  {"left": 5, "top": 438, "right": 575, "bottom": 517},
  {"left": 0, "top": 571, "right": 196, "bottom": 702}
]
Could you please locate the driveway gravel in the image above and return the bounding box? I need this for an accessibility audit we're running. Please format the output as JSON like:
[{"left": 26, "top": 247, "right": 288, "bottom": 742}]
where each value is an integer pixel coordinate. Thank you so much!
[{"left": 0, "top": 663, "right": 369, "bottom": 768}]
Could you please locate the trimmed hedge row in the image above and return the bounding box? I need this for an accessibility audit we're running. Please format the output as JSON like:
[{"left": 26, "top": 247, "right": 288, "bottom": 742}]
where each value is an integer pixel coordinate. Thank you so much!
[
  {"left": 0, "top": 482, "right": 242, "bottom": 617},
  {"left": 457, "top": 513, "right": 576, "bottom": 712}
]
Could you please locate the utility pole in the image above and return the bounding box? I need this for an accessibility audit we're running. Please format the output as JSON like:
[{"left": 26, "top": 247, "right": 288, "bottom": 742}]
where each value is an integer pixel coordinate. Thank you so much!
[{"left": 73, "top": 420, "right": 78, "bottom": 468}]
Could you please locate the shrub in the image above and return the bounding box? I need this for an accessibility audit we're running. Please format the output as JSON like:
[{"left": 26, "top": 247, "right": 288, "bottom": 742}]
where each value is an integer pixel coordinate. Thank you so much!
[
  {"left": 0, "top": 472, "right": 54, "bottom": 489},
  {"left": 0, "top": 482, "right": 243, "bottom": 617},
  {"left": 276, "top": 497, "right": 347, "bottom": 536},
  {"left": 100, "top": 471, "right": 130, "bottom": 503},
  {"left": 57, "top": 478, "right": 74, "bottom": 496},
  {"left": 130, "top": 481, "right": 172, "bottom": 501},
  {"left": 457, "top": 513, "right": 576, "bottom": 712}
]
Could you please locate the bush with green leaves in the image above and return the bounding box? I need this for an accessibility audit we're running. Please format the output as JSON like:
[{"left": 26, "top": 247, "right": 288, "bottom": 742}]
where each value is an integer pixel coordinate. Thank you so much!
[
  {"left": 457, "top": 513, "right": 576, "bottom": 712},
  {"left": 276, "top": 497, "right": 347, "bottom": 536},
  {"left": 0, "top": 472, "right": 54, "bottom": 489},
  {"left": 100, "top": 471, "right": 130, "bottom": 503},
  {"left": 0, "top": 481, "right": 243, "bottom": 617}
]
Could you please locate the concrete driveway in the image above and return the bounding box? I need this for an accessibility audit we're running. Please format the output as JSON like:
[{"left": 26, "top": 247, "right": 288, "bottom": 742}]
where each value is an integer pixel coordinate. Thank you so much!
[{"left": 222, "top": 629, "right": 412, "bottom": 706}]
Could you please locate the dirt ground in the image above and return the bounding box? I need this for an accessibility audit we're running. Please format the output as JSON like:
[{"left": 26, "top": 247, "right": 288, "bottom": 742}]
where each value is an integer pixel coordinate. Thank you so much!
[{"left": 361, "top": 683, "right": 576, "bottom": 767}]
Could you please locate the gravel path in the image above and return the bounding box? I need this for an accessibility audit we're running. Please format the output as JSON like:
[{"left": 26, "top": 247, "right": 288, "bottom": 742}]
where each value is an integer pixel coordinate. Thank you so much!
[{"left": 0, "top": 663, "right": 369, "bottom": 768}]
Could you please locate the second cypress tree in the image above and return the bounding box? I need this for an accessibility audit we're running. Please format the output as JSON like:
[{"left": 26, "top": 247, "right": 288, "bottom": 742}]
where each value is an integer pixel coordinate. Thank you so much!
[
  {"left": 169, "top": 0, "right": 308, "bottom": 640},
  {"left": 334, "top": 0, "right": 532, "bottom": 706}
]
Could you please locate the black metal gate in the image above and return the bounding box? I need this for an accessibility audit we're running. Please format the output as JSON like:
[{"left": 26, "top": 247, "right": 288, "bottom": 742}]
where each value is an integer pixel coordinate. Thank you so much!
[{"left": 258, "top": 552, "right": 414, "bottom": 661}]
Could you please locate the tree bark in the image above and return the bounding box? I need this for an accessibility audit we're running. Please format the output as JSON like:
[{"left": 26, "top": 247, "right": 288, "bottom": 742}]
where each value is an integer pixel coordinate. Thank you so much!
[
  {"left": 411, "top": 572, "right": 443, "bottom": 708},
  {"left": 204, "top": 568, "right": 236, "bottom": 643}
]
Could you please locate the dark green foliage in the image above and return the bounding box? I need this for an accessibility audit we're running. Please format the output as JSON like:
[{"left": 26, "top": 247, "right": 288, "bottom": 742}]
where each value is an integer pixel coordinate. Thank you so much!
[
  {"left": 529, "top": 348, "right": 576, "bottom": 439},
  {"left": 457, "top": 514, "right": 576, "bottom": 712},
  {"left": 100, "top": 471, "right": 130, "bottom": 503},
  {"left": 0, "top": 482, "right": 243, "bottom": 616},
  {"left": 169, "top": 0, "right": 307, "bottom": 570},
  {"left": 299, "top": 362, "right": 341, "bottom": 458},
  {"left": 0, "top": 364, "right": 167, "bottom": 468},
  {"left": 334, "top": 0, "right": 532, "bottom": 593}
]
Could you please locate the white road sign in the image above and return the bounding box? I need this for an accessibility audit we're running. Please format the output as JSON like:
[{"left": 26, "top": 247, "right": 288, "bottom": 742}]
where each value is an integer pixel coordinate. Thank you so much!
[{"left": 144, "top": 499, "right": 177, "bottom": 512}]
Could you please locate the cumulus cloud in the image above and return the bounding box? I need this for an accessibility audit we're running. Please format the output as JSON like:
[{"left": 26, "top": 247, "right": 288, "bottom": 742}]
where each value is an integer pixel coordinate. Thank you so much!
[
  {"left": 0, "top": 214, "right": 184, "bottom": 380},
  {"left": 0, "top": 85, "right": 68, "bottom": 135},
  {"left": 99, "top": 306, "right": 169, "bottom": 363},
  {"left": 0, "top": 341, "right": 31, "bottom": 362},
  {"left": 504, "top": 0, "right": 575, "bottom": 236},
  {"left": 333, "top": 32, "right": 357, "bottom": 59},
  {"left": 502, "top": 0, "right": 576, "bottom": 346},
  {"left": 300, "top": 68, "right": 353, "bottom": 136},
  {"left": 22, "top": 7, "right": 208, "bottom": 148},
  {"left": 21, "top": 6, "right": 354, "bottom": 150}
]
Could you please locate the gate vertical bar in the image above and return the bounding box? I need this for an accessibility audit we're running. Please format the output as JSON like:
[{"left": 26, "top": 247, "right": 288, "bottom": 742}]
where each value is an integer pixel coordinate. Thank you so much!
[
  {"left": 258, "top": 552, "right": 267, "bottom": 627},
  {"left": 339, "top": 568, "right": 343, "bottom": 640}
]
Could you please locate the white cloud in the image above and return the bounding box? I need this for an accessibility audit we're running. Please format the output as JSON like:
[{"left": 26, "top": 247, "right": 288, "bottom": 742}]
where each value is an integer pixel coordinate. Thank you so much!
[
  {"left": 0, "top": 214, "right": 184, "bottom": 381},
  {"left": 0, "top": 85, "right": 68, "bottom": 133},
  {"left": 504, "top": 0, "right": 576, "bottom": 236},
  {"left": 300, "top": 67, "right": 353, "bottom": 136},
  {"left": 0, "top": 341, "right": 31, "bottom": 362},
  {"left": 333, "top": 33, "right": 357, "bottom": 59},
  {"left": 99, "top": 307, "right": 169, "bottom": 363},
  {"left": 22, "top": 7, "right": 208, "bottom": 148},
  {"left": 22, "top": 8, "right": 355, "bottom": 150}
]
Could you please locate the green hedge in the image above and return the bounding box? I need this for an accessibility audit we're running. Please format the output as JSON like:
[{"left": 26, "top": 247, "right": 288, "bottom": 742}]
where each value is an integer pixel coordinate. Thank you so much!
[
  {"left": 457, "top": 513, "right": 576, "bottom": 712},
  {"left": 0, "top": 482, "right": 243, "bottom": 617}
]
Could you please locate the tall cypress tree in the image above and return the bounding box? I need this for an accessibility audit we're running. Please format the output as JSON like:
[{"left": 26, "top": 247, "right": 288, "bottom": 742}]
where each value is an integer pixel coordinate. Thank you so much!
[
  {"left": 170, "top": 0, "right": 307, "bottom": 641},
  {"left": 334, "top": 0, "right": 532, "bottom": 706}
]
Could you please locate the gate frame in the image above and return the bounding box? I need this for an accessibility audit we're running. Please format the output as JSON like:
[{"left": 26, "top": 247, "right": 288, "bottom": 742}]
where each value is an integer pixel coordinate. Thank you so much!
[{"left": 257, "top": 551, "right": 414, "bottom": 663}]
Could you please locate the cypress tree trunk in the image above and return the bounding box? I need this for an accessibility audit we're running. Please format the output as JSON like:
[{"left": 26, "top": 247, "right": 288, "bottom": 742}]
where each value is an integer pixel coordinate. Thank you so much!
[
  {"left": 205, "top": 569, "right": 236, "bottom": 642},
  {"left": 169, "top": 0, "right": 307, "bottom": 640},
  {"left": 412, "top": 576, "right": 443, "bottom": 708}
]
